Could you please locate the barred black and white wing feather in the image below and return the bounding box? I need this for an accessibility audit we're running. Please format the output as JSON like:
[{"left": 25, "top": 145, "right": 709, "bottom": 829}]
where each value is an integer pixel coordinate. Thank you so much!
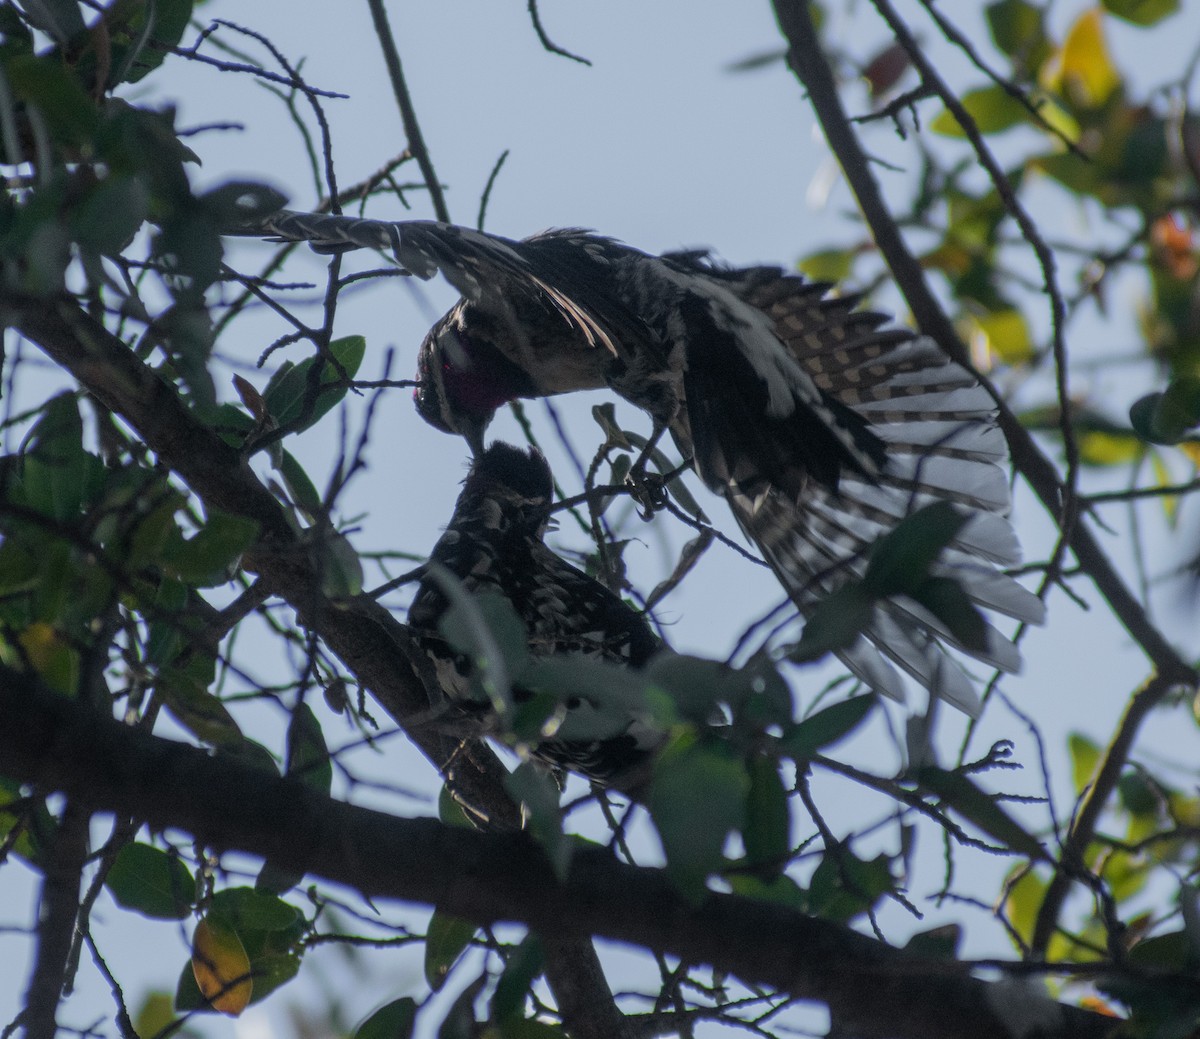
[
  {"left": 409, "top": 442, "right": 664, "bottom": 787},
  {"left": 237, "top": 211, "right": 1043, "bottom": 714},
  {"left": 682, "top": 260, "right": 1043, "bottom": 713}
]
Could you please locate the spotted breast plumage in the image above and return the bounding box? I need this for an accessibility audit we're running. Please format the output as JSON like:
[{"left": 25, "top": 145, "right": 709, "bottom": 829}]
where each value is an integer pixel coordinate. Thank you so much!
[{"left": 409, "top": 442, "right": 664, "bottom": 788}]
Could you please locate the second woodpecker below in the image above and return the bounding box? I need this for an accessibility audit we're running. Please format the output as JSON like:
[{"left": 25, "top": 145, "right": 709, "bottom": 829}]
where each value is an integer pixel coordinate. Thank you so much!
[{"left": 409, "top": 442, "right": 665, "bottom": 790}]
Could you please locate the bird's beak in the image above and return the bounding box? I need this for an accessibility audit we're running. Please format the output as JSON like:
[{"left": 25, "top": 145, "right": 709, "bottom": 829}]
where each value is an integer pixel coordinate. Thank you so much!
[{"left": 461, "top": 415, "right": 487, "bottom": 458}]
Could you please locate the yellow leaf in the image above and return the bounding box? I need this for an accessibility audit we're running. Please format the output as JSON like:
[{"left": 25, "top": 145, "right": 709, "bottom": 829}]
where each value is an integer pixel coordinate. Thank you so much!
[
  {"left": 17, "top": 622, "right": 79, "bottom": 695},
  {"left": 1043, "top": 9, "right": 1120, "bottom": 107},
  {"left": 965, "top": 308, "right": 1034, "bottom": 365},
  {"left": 1176, "top": 439, "right": 1200, "bottom": 467},
  {"left": 1079, "top": 430, "right": 1143, "bottom": 466},
  {"left": 192, "top": 917, "right": 252, "bottom": 1016}
]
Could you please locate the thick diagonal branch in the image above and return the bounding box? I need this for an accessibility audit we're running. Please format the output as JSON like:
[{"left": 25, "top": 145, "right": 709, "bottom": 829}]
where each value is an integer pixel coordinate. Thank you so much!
[
  {"left": 2, "top": 669, "right": 1123, "bottom": 1039},
  {"left": 10, "top": 295, "right": 628, "bottom": 1033},
  {"left": 770, "top": 0, "right": 1197, "bottom": 955}
]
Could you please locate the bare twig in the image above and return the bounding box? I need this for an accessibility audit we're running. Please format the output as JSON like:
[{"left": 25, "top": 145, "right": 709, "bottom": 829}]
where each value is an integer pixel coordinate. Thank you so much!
[
  {"left": 526, "top": 0, "right": 593, "bottom": 66},
  {"left": 365, "top": 0, "right": 450, "bottom": 223}
]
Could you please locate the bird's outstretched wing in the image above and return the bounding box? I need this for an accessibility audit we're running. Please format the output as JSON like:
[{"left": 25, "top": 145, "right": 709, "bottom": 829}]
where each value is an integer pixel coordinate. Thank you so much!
[
  {"left": 238, "top": 210, "right": 635, "bottom": 355},
  {"left": 677, "top": 258, "right": 1044, "bottom": 714}
]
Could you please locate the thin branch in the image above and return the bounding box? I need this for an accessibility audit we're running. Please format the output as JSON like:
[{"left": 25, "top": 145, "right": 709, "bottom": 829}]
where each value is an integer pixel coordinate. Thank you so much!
[
  {"left": 526, "top": 0, "right": 592, "bottom": 66},
  {"left": 1031, "top": 671, "right": 1188, "bottom": 953},
  {"left": 365, "top": 0, "right": 450, "bottom": 223},
  {"left": 477, "top": 149, "right": 510, "bottom": 232}
]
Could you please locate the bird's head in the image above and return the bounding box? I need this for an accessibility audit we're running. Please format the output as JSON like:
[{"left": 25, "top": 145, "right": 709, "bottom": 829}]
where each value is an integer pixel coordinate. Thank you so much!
[
  {"left": 414, "top": 305, "right": 540, "bottom": 456},
  {"left": 458, "top": 441, "right": 555, "bottom": 536}
]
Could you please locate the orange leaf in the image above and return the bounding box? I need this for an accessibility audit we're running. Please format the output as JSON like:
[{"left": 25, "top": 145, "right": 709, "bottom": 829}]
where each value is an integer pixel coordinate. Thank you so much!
[
  {"left": 1150, "top": 214, "right": 1198, "bottom": 280},
  {"left": 192, "top": 917, "right": 252, "bottom": 1016}
]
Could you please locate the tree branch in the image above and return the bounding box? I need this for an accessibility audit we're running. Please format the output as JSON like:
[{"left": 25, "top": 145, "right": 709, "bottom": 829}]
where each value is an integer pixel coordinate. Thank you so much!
[
  {"left": 9, "top": 294, "right": 515, "bottom": 827},
  {"left": 21, "top": 797, "right": 88, "bottom": 1039},
  {"left": 769, "top": 0, "right": 1198, "bottom": 954},
  {"left": 1, "top": 668, "right": 1123, "bottom": 1039},
  {"left": 365, "top": 0, "right": 450, "bottom": 223},
  {"left": 9, "top": 294, "right": 631, "bottom": 1031}
]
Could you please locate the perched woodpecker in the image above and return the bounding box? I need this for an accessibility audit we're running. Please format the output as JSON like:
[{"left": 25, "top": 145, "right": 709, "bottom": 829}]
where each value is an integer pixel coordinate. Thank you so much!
[
  {"left": 238, "top": 211, "right": 1044, "bottom": 715},
  {"left": 409, "top": 441, "right": 664, "bottom": 788}
]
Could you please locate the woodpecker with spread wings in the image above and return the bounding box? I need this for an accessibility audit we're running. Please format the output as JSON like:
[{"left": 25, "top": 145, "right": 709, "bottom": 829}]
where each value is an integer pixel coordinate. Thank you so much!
[
  {"left": 235, "top": 210, "right": 1044, "bottom": 714},
  {"left": 409, "top": 442, "right": 664, "bottom": 789}
]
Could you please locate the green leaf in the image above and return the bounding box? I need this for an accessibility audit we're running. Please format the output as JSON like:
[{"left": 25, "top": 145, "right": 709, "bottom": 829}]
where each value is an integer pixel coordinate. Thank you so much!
[
  {"left": 128, "top": 492, "right": 186, "bottom": 570},
  {"left": 1068, "top": 732, "right": 1102, "bottom": 796},
  {"left": 916, "top": 767, "right": 1045, "bottom": 859},
  {"left": 312, "top": 530, "right": 364, "bottom": 599},
  {"left": 1047, "top": 9, "right": 1121, "bottom": 109},
  {"left": 1102, "top": 0, "right": 1179, "bottom": 27},
  {"left": 434, "top": 582, "right": 530, "bottom": 712},
  {"left": 439, "top": 785, "right": 477, "bottom": 829},
  {"left": 781, "top": 695, "right": 876, "bottom": 760},
  {"left": 110, "top": 0, "right": 195, "bottom": 84},
  {"left": 106, "top": 842, "right": 195, "bottom": 920},
  {"left": 286, "top": 703, "right": 332, "bottom": 796},
  {"left": 904, "top": 924, "right": 962, "bottom": 959},
  {"left": 23, "top": 393, "right": 89, "bottom": 522},
  {"left": 0, "top": 780, "right": 57, "bottom": 868},
  {"left": 70, "top": 175, "right": 149, "bottom": 255},
  {"left": 132, "top": 990, "right": 175, "bottom": 1039},
  {"left": 263, "top": 335, "right": 367, "bottom": 433},
  {"left": 17, "top": 0, "right": 86, "bottom": 43},
  {"left": 255, "top": 860, "right": 305, "bottom": 897},
  {"left": 790, "top": 583, "right": 874, "bottom": 662},
  {"left": 424, "top": 911, "right": 477, "bottom": 991},
  {"left": 726, "top": 873, "right": 807, "bottom": 910},
  {"left": 648, "top": 732, "right": 749, "bottom": 900},
  {"left": 1130, "top": 379, "right": 1200, "bottom": 444},
  {"left": 642, "top": 654, "right": 728, "bottom": 725},
  {"left": 354, "top": 997, "right": 418, "bottom": 1039},
  {"left": 862, "top": 502, "right": 970, "bottom": 598},
  {"left": 6, "top": 55, "right": 98, "bottom": 148},
  {"left": 742, "top": 754, "right": 789, "bottom": 875},
  {"left": 167, "top": 511, "right": 260, "bottom": 587},
  {"left": 1002, "top": 867, "right": 1049, "bottom": 947},
  {"left": 144, "top": 576, "right": 189, "bottom": 667},
  {"left": 159, "top": 661, "right": 242, "bottom": 746},
  {"left": 505, "top": 763, "right": 570, "bottom": 880},
  {"left": 16, "top": 622, "right": 79, "bottom": 696},
  {"left": 159, "top": 304, "right": 217, "bottom": 408},
  {"left": 907, "top": 576, "right": 989, "bottom": 656},
  {"left": 986, "top": 0, "right": 1051, "bottom": 70},
  {"left": 967, "top": 307, "right": 1033, "bottom": 364},
  {"left": 931, "top": 85, "right": 1029, "bottom": 137},
  {"left": 807, "top": 848, "right": 894, "bottom": 922},
  {"left": 279, "top": 450, "right": 324, "bottom": 520},
  {"left": 520, "top": 655, "right": 655, "bottom": 744},
  {"left": 491, "top": 934, "right": 545, "bottom": 1024},
  {"left": 797, "top": 247, "right": 857, "bottom": 283},
  {"left": 209, "top": 887, "right": 299, "bottom": 931}
]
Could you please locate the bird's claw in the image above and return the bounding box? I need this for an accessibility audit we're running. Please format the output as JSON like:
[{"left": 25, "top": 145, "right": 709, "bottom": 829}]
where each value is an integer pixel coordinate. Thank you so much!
[{"left": 625, "top": 467, "right": 669, "bottom": 519}]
